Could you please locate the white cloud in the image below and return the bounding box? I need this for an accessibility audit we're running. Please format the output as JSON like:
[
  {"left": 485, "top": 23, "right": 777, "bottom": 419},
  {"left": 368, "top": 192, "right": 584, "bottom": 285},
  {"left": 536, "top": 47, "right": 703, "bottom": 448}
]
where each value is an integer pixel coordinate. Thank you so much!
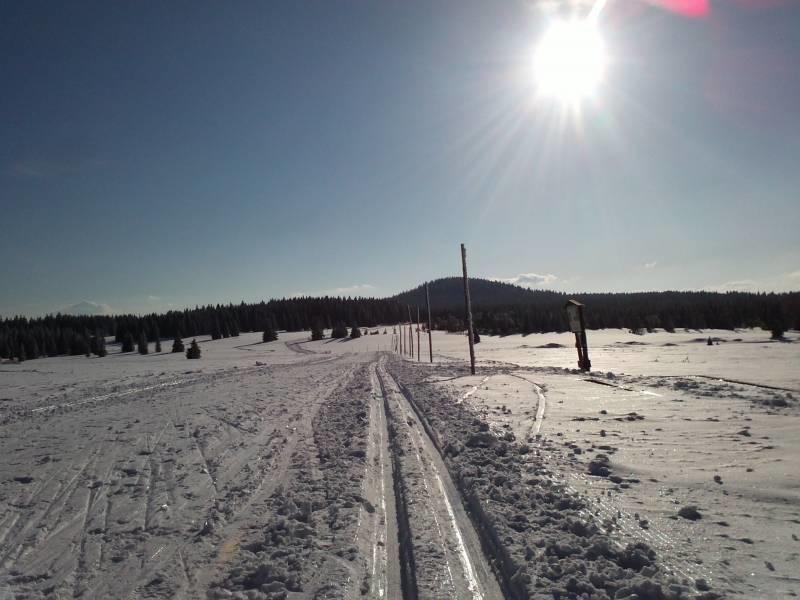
[
  {"left": 643, "top": 261, "right": 657, "bottom": 270},
  {"left": 492, "top": 273, "right": 558, "bottom": 289},
  {"left": 787, "top": 270, "right": 800, "bottom": 280},
  {"left": 146, "top": 295, "right": 161, "bottom": 302},
  {"left": 707, "top": 280, "right": 759, "bottom": 292},
  {"left": 60, "top": 300, "right": 114, "bottom": 316},
  {"left": 327, "top": 283, "right": 375, "bottom": 296}
]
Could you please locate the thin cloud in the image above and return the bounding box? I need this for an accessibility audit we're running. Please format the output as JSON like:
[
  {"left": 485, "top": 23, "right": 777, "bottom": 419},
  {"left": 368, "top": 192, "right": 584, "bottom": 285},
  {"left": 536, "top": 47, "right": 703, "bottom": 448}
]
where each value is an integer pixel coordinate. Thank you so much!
[
  {"left": 707, "top": 280, "right": 759, "bottom": 292},
  {"left": 492, "top": 273, "right": 558, "bottom": 289},
  {"left": 643, "top": 261, "right": 657, "bottom": 270},
  {"left": 60, "top": 300, "right": 114, "bottom": 316}
]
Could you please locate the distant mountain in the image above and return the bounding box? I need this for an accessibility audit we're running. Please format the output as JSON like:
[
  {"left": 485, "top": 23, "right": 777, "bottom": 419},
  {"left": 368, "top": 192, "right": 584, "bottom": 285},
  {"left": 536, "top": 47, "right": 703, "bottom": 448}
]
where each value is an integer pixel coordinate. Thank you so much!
[{"left": 391, "top": 277, "right": 564, "bottom": 310}]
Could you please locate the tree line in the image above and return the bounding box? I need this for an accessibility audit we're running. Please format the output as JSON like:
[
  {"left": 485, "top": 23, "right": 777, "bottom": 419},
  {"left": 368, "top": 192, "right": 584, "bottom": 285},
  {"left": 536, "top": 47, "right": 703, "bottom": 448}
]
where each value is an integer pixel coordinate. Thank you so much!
[
  {"left": 1, "top": 281, "right": 797, "bottom": 362},
  {"left": 397, "top": 279, "right": 799, "bottom": 338},
  {"left": 0, "top": 296, "right": 406, "bottom": 362}
]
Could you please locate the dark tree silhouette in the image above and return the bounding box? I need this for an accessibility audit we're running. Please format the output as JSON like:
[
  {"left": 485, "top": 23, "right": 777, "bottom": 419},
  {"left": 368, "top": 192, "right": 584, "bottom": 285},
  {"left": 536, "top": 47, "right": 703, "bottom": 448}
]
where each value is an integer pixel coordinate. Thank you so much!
[
  {"left": 121, "top": 332, "right": 135, "bottom": 353},
  {"left": 350, "top": 325, "right": 361, "bottom": 339},
  {"left": 311, "top": 321, "right": 324, "bottom": 341},
  {"left": 91, "top": 335, "right": 107, "bottom": 357},
  {"left": 262, "top": 324, "right": 278, "bottom": 342},
  {"left": 172, "top": 336, "right": 184, "bottom": 353},
  {"left": 186, "top": 339, "right": 201, "bottom": 359},
  {"left": 137, "top": 332, "right": 149, "bottom": 355}
]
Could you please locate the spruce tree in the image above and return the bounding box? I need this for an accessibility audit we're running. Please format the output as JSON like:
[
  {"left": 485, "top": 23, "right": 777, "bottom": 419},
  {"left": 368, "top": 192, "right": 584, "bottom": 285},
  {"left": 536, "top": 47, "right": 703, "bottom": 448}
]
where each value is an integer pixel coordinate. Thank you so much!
[
  {"left": 155, "top": 339, "right": 162, "bottom": 353},
  {"left": 138, "top": 332, "right": 149, "bottom": 355},
  {"left": 331, "top": 322, "right": 348, "bottom": 339},
  {"left": 311, "top": 321, "right": 324, "bottom": 341},
  {"left": 350, "top": 325, "right": 361, "bottom": 339},
  {"left": 92, "top": 335, "right": 107, "bottom": 357},
  {"left": 172, "top": 336, "right": 185, "bottom": 353},
  {"left": 121, "top": 332, "right": 135, "bottom": 353},
  {"left": 262, "top": 324, "right": 278, "bottom": 342},
  {"left": 186, "top": 339, "right": 201, "bottom": 359},
  {"left": 211, "top": 319, "right": 222, "bottom": 340}
]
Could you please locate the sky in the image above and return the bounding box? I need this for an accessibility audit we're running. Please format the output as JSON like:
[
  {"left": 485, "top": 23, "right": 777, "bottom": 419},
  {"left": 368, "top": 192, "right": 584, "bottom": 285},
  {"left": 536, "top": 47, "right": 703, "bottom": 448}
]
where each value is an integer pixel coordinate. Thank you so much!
[{"left": 2, "top": 0, "right": 799, "bottom": 317}]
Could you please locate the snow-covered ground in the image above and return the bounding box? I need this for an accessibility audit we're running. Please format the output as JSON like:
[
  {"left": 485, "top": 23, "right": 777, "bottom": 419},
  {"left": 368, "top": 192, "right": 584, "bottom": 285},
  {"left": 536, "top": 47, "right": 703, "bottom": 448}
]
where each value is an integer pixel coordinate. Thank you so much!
[{"left": 1, "top": 328, "right": 797, "bottom": 598}]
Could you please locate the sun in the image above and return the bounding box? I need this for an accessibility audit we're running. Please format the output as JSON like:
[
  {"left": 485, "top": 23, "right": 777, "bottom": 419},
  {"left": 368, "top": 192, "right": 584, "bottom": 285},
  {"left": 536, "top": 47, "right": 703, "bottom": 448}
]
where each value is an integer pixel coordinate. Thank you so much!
[{"left": 534, "top": 19, "right": 607, "bottom": 101}]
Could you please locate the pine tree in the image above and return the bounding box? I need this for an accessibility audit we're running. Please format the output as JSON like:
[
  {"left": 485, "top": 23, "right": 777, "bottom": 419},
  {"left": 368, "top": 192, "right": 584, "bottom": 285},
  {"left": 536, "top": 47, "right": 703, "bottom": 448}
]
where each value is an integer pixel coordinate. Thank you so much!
[
  {"left": 91, "top": 335, "right": 107, "bottom": 357},
  {"left": 121, "top": 332, "right": 135, "bottom": 353},
  {"left": 211, "top": 319, "right": 222, "bottom": 340},
  {"left": 186, "top": 339, "right": 201, "bottom": 359},
  {"left": 155, "top": 339, "right": 162, "bottom": 353},
  {"left": 138, "top": 332, "right": 149, "bottom": 355},
  {"left": 331, "top": 322, "right": 348, "bottom": 339},
  {"left": 17, "top": 344, "right": 26, "bottom": 363},
  {"left": 172, "top": 336, "right": 184, "bottom": 353},
  {"left": 311, "top": 321, "right": 324, "bottom": 341},
  {"left": 350, "top": 325, "right": 361, "bottom": 339},
  {"left": 262, "top": 324, "right": 278, "bottom": 343}
]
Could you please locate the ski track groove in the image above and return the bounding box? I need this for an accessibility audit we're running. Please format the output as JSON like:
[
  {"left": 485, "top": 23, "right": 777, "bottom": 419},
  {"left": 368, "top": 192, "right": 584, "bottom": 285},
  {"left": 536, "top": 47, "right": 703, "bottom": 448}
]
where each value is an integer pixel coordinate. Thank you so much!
[{"left": 377, "top": 357, "right": 498, "bottom": 600}]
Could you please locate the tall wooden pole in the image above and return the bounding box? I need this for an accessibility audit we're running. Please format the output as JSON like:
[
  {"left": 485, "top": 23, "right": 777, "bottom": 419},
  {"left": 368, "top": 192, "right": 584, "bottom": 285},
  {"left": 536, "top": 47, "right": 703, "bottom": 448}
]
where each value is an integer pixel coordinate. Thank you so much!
[
  {"left": 425, "top": 283, "right": 433, "bottom": 363},
  {"left": 416, "top": 307, "right": 421, "bottom": 362},
  {"left": 400, "top": 324, "right": 403, "bottom": 355},
  {"left": 407, "top": 306, "right": 414, "bottom": 359},
  {"left": 461, "top": 243, "right": 476, "bottom": 375}
]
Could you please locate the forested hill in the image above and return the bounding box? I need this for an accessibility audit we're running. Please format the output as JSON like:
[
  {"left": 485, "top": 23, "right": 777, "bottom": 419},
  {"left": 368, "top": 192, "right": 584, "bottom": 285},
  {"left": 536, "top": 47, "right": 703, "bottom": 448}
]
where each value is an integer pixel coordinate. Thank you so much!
[
  {"left": 395, "top": 278, "right": 800, "bottom": 335},
  {"left": 393, "top": 277, "right": 554, "bottom": 309},
  {"left": 1, "top": 278, "right": 798, "bottom": 362}
]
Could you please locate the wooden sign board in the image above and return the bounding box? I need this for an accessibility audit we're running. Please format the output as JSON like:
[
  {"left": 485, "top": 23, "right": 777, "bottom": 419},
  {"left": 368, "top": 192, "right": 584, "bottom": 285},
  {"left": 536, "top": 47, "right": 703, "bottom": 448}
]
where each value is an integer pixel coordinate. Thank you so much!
[{"left": 565, "top": 301, "right": 583, "bottom": 333}]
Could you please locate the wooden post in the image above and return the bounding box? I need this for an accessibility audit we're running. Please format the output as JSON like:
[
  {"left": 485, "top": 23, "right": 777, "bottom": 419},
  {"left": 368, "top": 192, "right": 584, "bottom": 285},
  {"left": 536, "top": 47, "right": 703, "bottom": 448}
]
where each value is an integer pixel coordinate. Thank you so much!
[
  {"left": 461, "top": 243, "right": 476, "bottom": 375},
  {"left": 400, "top": 324, "right": 403, "bottom": 355},
  {"left": 407, "top": 306, "right": 414, "bottom": 359},
  {"left": 426, "top": 282, "right": 433, "bottom": 363},
  {"left": 416, "top": 307, "right": 421, "bottom": 362},
  {"left": 578, "top": 305, "right": 591, "bottom": 371}
]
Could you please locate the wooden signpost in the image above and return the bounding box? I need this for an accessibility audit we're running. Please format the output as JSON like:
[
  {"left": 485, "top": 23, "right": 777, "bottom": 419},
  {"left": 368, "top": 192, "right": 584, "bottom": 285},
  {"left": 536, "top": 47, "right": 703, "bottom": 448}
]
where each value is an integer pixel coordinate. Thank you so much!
[{"left": 565, "top": 299, "right": 591, "bottom": 371}]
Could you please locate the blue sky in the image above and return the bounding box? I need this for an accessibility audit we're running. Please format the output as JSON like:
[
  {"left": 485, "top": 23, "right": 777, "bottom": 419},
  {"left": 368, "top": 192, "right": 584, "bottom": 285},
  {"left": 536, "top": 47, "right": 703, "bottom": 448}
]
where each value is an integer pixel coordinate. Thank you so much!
[{"left": 2, "top": 1, "right": 799, "bottom": 317}]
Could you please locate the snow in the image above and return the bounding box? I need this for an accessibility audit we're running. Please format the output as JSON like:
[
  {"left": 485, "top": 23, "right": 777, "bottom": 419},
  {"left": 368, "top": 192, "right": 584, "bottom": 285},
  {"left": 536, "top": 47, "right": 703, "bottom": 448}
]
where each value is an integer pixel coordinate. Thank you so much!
[{"left": 1, "top": 327, "right": 797, "bottom": 598}]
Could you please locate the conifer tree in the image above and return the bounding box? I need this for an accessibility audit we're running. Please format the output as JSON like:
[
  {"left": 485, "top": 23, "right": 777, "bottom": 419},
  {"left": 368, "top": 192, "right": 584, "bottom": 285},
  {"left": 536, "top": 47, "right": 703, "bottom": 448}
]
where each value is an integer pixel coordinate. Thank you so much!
[
  {"left": 311, "top": 321, "right": 324, "bottom": 341},
  {"left": 331, "top": 322, "right": 348, "bottom": 339},
  {"left": 211, "top": 319, "right": 222, "bottom": 340},
  {"left": 172, "top": 336, "right": 184, "bottom": 353},
  {"left": 91, "top": 335, "right": 107, "bottom": 357},
  {"left": 350, "top": 325, "right": 361, "bottom": 339},
  {"left": 262, "top": 324, "right": 278, "bottom": 342},
  {"left": 186, "top": 339, "right": 201, "bottom": 359},
  {"left": 121, "top": 332, "right": 135, "bottom": 353},
  {"left": 138, "top": 332, "right": 149, "bottom": 355}
]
